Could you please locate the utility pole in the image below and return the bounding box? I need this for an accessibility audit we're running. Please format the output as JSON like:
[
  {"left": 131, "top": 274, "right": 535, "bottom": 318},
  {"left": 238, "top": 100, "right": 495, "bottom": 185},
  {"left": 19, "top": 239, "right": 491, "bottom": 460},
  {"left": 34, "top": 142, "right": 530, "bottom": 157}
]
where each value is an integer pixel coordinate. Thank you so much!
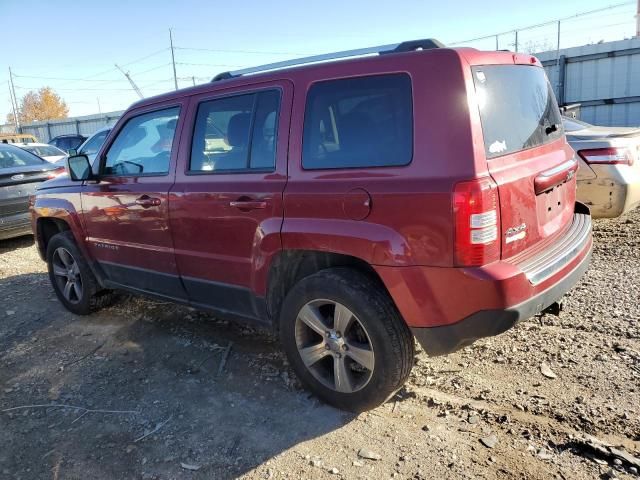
[
  {"left": 170, "top": 28, "right": 178, "bottom": 91},
  {"left": 514, "top": 30, "right": 518, "bottom": 53},
  {"left": 97, "top": 97, "right": 102, "bottom": 114},
  {"left": 636, "top": 0, "right": 640, "bottom": 37},
  {"left": 115, "top": 64, "right": 144, "bottom": 99},
  {"left": 495, "top": 35, "right": 499, "bottom": 50},
  {"left": 8, "top": 68, "right": 20, "bottom": 131},
  {"left": 192, "top": 76, "right": 196, "bottom": 87}
]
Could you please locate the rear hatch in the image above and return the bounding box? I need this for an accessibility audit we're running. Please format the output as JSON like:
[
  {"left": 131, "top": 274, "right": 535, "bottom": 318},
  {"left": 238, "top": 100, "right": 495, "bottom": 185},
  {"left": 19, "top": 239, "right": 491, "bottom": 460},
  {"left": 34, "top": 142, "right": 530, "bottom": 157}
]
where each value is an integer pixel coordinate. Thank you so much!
[
  {"left": 471, "top": 64, "right": 576, "bottom": 259},
  {"left": 0, "top": 166, "right": 54, "bottom": 219}
]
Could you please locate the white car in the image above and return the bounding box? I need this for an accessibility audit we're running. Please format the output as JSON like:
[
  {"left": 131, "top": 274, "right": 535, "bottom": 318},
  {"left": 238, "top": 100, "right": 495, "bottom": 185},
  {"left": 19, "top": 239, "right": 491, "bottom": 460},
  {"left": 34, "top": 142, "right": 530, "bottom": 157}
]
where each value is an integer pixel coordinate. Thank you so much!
[
  {"left": 564, "top": 117, "right": 640, "bottom": 218},
  {"left": 15, "top": 143, "right": 68, "bottom": 163}
]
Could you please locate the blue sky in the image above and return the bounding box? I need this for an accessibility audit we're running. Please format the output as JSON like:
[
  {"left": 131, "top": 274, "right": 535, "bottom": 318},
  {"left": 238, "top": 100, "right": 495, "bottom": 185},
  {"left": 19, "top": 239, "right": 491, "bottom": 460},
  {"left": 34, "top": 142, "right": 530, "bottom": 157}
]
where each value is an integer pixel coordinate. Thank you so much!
[{"left": 2, "top": 0, "right": 637, "bottom": 120}]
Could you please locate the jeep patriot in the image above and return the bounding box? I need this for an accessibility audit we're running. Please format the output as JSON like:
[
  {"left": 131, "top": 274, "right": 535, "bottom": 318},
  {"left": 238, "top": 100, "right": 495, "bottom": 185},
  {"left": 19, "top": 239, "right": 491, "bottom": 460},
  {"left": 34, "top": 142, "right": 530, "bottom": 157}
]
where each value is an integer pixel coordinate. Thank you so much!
[{"left": 31, "top": 39, "right": 592, "bottom": 411}]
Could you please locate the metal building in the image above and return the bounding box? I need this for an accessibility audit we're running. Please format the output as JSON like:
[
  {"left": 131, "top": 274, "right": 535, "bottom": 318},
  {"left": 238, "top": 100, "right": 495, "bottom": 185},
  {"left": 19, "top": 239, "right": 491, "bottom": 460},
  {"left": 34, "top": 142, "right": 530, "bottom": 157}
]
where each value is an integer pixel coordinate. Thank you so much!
[
  {"left": 1, "top": 111, "right": 123, "bottom": 143},
  {"left": 537, "top": 37, "right": 640, "bottom": 127}
]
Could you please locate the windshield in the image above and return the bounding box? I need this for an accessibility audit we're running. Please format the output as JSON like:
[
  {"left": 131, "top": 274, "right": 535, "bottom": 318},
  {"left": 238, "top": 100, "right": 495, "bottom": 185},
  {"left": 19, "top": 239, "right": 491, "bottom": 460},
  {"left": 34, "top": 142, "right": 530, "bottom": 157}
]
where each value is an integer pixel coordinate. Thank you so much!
[
  {"left": 562, "top": 116, "right": 592, "bottom": 132},
  {"left": 23, "top": 145, "right": 66, "bottom": 157},
  {"left": 472, "top": 65, "right": 564, "bottom": 159},
  {"left": 80, "top": 129, "right": 110, "bottom": 156},
  {"left": 0, "top": 145, "right": 47, "bottom": 169}
]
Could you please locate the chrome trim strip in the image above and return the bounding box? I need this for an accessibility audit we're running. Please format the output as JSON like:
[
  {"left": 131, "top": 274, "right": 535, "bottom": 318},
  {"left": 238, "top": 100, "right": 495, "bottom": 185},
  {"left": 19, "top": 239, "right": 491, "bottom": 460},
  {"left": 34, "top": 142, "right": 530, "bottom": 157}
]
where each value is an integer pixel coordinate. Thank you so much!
[
  {"left": 519, "top": 213, "right": 591, "bottom": 285},
  {"left": 537, "top": 158, "right": 578, "bottom": 178}
]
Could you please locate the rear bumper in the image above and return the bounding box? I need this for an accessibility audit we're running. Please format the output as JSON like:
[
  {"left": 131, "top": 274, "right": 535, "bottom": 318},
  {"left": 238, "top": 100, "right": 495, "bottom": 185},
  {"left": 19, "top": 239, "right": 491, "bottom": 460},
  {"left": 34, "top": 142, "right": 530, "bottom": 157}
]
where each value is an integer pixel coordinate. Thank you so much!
[
  {"left": 411, "top": 246, "right": 590, "bottom": 355},
  {"left": 374, "top": 203, "right": 592, "bottom": 356},
  {"left": 0, "top": 212, "right": 32, "bottom": 240},
  {"left": 577, "top": 164, "right": 640, "bottom": 218}
]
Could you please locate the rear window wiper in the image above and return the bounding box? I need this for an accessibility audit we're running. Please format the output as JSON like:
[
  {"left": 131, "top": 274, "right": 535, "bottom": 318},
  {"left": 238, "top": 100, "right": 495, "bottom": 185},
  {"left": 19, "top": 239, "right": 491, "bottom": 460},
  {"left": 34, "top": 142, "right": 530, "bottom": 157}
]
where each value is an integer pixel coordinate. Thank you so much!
[{"left": 545, "top": 123, "right": 559, "bottom": 135}]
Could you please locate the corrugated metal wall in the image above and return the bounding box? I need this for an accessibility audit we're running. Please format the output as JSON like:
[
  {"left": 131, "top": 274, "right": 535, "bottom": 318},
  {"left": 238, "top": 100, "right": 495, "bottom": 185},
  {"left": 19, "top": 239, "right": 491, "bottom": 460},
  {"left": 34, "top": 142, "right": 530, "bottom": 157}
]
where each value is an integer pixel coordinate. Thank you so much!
[
  {"left": 537, "top": 38, "right": 640, "bottom": 127},
  {"left": 1, "top": 111, "right": 124, "bottom": 142}
]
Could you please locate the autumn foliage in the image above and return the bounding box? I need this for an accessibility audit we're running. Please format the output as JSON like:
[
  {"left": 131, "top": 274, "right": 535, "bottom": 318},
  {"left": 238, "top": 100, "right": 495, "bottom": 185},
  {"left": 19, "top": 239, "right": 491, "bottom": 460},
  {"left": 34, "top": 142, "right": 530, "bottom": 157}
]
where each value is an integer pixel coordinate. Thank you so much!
[{"left": 11, "top": 87, "right": 69, "bottom": 124}]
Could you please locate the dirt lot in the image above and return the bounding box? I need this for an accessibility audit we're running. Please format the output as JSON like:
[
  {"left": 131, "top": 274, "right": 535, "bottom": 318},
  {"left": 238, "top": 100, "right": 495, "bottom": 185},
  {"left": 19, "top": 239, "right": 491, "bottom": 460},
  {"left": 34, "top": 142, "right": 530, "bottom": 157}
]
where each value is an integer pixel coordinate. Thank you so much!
[{"left": 1, "top": 210, "right": 639, "bottom": 480}]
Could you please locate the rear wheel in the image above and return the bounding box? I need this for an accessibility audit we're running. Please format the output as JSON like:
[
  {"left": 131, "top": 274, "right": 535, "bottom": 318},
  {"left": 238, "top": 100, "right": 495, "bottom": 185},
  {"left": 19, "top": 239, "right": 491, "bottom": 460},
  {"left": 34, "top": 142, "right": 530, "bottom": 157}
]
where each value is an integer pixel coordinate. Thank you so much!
[
  {"left": 279, "top": 268, "right": 414, "bottom": 412},
  {"left": 46, "top": 231, "right": 114, "bottom": 315}
]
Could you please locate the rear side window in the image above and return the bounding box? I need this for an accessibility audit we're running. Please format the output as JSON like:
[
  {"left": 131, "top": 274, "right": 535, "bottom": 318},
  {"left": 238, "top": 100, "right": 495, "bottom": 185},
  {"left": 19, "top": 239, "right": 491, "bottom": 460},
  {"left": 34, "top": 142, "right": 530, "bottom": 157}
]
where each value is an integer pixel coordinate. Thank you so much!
[
  {"left": 302, "top": 74, "right": 413, "bottom": 170},
  {"left": 189, "top": 90, "right": 281, "bottom": 172},
  {"left": 472, "top": 65, "right": 563, "bottom": 159}
]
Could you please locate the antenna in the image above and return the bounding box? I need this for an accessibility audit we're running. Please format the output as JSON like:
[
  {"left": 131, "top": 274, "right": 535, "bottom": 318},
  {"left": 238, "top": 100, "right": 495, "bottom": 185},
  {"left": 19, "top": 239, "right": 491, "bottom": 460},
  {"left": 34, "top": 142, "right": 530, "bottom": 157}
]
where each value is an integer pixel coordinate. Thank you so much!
[{"left": 115, "top": 64, "right": 144, "bottom": 99}]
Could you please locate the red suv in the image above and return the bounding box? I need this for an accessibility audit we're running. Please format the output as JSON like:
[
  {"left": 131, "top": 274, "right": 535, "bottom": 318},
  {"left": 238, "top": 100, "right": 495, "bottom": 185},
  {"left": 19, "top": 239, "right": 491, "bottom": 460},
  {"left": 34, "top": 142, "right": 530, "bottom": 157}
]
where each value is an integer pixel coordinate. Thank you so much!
[{"left": 31, "top": 39, "right": 592, "bottom": 412}]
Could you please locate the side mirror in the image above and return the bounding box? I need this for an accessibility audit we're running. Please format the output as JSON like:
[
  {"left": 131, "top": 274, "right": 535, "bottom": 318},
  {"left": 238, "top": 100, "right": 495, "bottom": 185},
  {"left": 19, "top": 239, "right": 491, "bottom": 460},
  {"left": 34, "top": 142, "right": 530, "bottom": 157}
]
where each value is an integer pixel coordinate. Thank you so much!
[
  {"left": 67, "top": 154, "right": 92, "bottom": 181},
  {"left": 67, "top": 148, "right": 77, "bottom": 156}
]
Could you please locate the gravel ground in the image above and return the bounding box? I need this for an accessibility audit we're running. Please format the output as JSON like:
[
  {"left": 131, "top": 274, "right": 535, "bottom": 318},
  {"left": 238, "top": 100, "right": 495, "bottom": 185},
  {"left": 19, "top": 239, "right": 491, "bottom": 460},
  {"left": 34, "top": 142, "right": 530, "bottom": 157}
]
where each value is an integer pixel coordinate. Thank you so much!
[{"left": 0, "top": 209, "right": 639, "bottom": 480}]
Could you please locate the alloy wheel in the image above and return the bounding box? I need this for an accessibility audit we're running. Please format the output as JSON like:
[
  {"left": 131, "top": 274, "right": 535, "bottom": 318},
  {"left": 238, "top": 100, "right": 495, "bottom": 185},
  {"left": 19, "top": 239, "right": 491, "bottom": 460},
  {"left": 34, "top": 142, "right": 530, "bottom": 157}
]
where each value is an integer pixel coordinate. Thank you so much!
[
  {"left": 51, "top": 247, "right": 83, "bottom": 304},
  {"left": 294, "top": 299, "right": 375, "bottom": 393}
]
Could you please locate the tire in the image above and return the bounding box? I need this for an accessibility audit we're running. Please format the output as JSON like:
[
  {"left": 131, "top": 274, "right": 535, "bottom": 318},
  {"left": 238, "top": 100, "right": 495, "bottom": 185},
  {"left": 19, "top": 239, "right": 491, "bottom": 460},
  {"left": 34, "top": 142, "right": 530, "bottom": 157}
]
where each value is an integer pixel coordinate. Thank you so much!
[
  {"left": 279, "top": 267, "right": 415, "bottom": 412},
  {"left": 46, "top": 231, "right": 114, "bottom": 315}
]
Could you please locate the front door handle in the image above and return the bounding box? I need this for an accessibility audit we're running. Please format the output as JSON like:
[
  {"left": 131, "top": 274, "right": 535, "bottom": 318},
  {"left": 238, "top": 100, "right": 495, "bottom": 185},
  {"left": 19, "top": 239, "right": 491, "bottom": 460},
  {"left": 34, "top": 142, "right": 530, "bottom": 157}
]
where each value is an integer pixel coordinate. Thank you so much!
[
  {"left": 229, "top": 199, "right": 267, "bottom": 210},
  {"left": 135, "top": 195, "right": 161, "bottom": 208}
]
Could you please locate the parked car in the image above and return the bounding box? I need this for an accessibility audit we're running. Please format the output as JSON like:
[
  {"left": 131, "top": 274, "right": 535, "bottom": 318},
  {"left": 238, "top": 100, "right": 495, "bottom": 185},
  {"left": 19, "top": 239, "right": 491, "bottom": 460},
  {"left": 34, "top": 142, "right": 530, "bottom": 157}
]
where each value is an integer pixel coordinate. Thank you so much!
[
  {"left": 563, "top": 116, "right": 640, "bottom": 218},
  {"left": 31, "top": 40, "right": 592, "bottom": 412},
  {"left": 15, "top": 143, "right": 67, "bottom": 163},
  {"left": 73, "top": 127, "right": 112, "bottom": 164},
  {"left": 0, "top": 144, "right": 60, "bottom": 240},
  {"left": 0, "top": 133, "right": 38, "bottom": 144},
  {"left": 49, "top": 134, "right": 86, "bottom": 152}
]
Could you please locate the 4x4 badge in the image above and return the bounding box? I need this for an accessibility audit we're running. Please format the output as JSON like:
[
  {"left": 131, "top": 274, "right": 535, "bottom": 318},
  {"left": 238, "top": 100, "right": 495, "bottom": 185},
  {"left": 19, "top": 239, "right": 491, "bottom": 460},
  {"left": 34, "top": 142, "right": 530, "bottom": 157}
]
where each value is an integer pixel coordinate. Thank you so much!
[{"left": 505, "top": 223, "right": 527, "bottom": 244}]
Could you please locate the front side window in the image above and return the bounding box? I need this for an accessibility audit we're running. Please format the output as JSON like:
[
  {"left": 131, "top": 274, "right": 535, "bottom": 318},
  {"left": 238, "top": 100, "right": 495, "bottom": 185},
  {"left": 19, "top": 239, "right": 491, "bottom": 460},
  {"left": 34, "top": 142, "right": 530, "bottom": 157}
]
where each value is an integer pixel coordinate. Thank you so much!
[
  {"left": 302, "top": 74, "right": 413, "bottom": 169},
  {"left": 103, "top": 107, "right": 179, "bottom": 176},
  {"left": 189, "top": 90, "right": 281, "bottom": 172}
]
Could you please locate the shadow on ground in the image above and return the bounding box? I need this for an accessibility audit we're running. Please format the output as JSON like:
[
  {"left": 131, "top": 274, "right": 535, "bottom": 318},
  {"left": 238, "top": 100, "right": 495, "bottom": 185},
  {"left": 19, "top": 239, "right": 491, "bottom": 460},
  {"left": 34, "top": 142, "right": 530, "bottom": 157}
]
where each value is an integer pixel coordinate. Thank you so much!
[
  {"left": 0, "top": 235, "right": 34, "bottom": 254},
  {"left": 0, "top": 273, "right": 354, "bottom": 479}
]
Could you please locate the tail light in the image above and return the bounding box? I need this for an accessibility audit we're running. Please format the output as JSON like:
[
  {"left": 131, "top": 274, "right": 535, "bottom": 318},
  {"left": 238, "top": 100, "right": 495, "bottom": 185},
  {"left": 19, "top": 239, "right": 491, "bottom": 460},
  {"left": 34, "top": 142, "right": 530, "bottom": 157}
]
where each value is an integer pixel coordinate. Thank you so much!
[
  {"left": 578, "top": 147, "right": 634, "bottom": 166},
  {"left": 453, "top": 177, "right": 500, "bottom": 266}
]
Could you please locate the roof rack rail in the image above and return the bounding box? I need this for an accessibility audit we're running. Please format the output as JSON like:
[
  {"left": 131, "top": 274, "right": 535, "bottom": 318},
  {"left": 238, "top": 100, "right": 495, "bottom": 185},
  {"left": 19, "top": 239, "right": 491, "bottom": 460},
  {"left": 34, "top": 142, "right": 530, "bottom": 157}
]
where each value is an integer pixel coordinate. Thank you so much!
[{"left": 211, "top": 38, "right": 445, "bottom": 82}]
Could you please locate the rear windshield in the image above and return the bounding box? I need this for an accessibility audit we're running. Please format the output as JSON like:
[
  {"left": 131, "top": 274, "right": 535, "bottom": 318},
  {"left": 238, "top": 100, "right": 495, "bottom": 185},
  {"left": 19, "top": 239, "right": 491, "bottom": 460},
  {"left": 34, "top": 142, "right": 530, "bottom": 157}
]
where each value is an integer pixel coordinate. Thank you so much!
[
  {"left": 24, "top": 145, "right": 65, "bottom": 157},
  {"left": 472, "top": 65, "right": 563, "bottom": 159},
  {"left": 0, "top": 145, "right": 46, "bottom": 169}
]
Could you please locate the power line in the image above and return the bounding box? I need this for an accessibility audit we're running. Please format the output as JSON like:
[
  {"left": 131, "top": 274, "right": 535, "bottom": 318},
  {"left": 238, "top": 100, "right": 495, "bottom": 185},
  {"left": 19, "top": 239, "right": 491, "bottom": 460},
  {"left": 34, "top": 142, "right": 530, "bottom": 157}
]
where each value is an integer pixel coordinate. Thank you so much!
[
  {"left": 175, "top": 61, "right": 244, "bottom": 68},
  {"left": 449, "top": 1, "right": 635, "bottom": 45},
  {"left": 12, "top": 74, "right": 125, "bottom": 83},
  {"left": 129, "top": 63, "right": 173, "bottom": 76},
  {"left": 13, "top": 84, "right": 139, "bottom": 92},
  {"left": 174, "top": 46, "right": 313, "bottom": 55}
]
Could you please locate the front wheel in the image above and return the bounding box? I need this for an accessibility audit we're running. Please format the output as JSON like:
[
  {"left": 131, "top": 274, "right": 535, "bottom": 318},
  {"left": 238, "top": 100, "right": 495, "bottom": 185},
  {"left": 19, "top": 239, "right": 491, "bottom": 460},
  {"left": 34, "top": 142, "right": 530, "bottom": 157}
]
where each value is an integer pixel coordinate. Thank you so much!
[
  {"left": 279, "top": 268, "right": 415, "bottom": 412},
  {"left": 46, "top": 231, "right": 114, "bottom": 315}
]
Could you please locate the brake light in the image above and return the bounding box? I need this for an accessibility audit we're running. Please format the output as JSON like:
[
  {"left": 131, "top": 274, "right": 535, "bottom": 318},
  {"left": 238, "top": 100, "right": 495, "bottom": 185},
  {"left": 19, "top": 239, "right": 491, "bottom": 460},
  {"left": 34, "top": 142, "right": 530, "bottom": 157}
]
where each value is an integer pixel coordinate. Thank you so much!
[
  {"left": 453, "top": 177, "right": 500, "bottom": 266},
  {"left": 578, "top": 147, "right": 634, "bottom": 166}
]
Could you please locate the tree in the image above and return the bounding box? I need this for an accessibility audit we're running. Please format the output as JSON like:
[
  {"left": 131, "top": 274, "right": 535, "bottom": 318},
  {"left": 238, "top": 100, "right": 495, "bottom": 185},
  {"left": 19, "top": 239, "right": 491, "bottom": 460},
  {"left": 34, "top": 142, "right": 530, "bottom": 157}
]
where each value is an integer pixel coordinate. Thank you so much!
[{"left": 15, "top": 87, "right": 69, "bottom": 124}]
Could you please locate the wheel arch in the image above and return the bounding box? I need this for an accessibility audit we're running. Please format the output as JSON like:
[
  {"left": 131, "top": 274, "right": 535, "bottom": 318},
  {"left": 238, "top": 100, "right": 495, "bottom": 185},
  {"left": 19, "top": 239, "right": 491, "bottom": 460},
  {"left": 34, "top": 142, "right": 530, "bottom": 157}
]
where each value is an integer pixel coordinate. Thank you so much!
[
  {"left": 265, "top": 249, "right": 397, "bottom": 330},
  {"left": 36, "top": 217, "right": 71, "bottom": 260}
]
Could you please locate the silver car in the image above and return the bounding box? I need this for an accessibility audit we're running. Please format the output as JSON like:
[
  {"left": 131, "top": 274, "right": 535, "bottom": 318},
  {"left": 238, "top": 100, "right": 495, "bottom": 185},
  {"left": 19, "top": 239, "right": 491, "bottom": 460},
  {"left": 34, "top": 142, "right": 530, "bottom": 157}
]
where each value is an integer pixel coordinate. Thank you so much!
[{"left": 564, "top": 116, "right": 640, "bottom": 218}]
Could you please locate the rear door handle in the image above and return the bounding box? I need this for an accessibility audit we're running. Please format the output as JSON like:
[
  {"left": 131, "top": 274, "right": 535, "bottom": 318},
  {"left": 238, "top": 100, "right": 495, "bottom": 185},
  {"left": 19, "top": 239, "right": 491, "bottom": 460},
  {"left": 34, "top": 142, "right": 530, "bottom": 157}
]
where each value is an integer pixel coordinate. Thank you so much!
[
  {"left": 135, "top": 195, "right": 161, "bottom": 208},
  {"left": 534, "top": 158, "right": 578, "bottom": 195},
  {"left": 229, "top": 199, "right": 268, "bottom": 210}
]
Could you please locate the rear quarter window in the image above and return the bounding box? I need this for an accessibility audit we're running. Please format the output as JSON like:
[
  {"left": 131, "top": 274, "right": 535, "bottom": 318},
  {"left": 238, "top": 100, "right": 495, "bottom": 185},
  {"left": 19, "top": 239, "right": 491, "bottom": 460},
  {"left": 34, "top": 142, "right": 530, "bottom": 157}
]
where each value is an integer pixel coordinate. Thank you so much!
[{"left": 302, "top": 73, "right": 413, "bottom": 169}]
